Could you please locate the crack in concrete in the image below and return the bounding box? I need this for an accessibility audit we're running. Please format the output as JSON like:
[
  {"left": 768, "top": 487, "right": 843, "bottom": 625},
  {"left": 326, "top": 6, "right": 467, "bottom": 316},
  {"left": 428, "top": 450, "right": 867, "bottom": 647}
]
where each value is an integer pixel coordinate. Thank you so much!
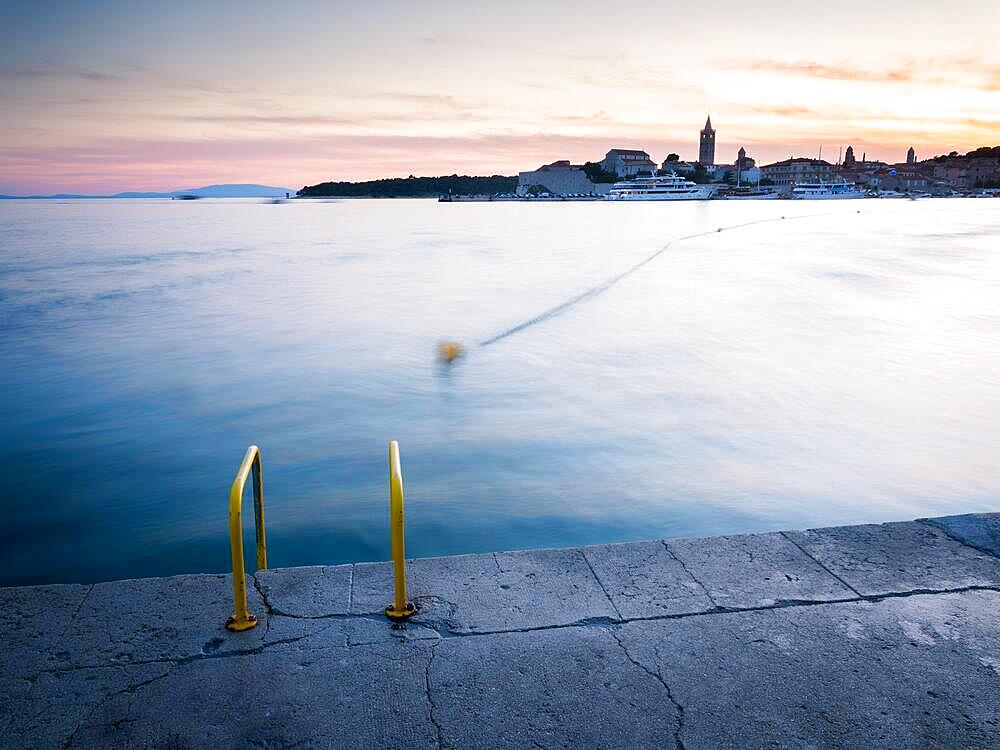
[
  {"left": 62, "top": 584, "right": 95, "bottom": 639},
  {"left": 251, "top": 575, "right": 274, "bottom": 639},
  {"left": 36, "top": 621, "right": 348, "bottom": 680},
  {"left": 424, "top": 640, "right": 445, "bottom": 749},
  {"left": 62, "top": 667, "right": 175, "bottom": 748},
  {"left": 779, "top": 531, "right": 864, "bottom": 597},
  {"left": 364, "top": 583, "right": 1000, "bottom": 642},
  {"left": 661, "top": 540, "right": 719, "bottom": 608},
  {"left": 252, "top": 573, "right": 385, "bottom": 625},
  {"left": 21, "top": 582, "right": 1000, "bottom": 683},
  {"left": 581, "top": 549, "right": 624, "bottom": 621},
  {"left": 610, "top": 630, "right": 686, "bottom": 750}
]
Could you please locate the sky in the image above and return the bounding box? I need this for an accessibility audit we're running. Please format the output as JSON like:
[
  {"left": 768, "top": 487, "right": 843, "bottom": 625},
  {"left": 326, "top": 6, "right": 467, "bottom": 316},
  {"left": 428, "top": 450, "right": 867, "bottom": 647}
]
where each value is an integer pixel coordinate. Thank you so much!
[{"left": 1, "top": 0, "right": 999, "bottom": 194}]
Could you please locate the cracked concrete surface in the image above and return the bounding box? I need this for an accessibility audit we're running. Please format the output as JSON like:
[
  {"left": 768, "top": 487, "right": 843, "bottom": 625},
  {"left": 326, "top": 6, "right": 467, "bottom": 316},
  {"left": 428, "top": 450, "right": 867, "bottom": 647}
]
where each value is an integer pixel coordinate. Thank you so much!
[{"left": 3, "top": 513, "right": 1000, "bottom": 748}]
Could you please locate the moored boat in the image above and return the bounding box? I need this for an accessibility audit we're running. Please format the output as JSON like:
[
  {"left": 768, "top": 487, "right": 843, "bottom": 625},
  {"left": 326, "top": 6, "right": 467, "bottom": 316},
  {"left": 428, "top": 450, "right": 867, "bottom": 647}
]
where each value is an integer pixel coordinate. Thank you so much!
[
  {"left": 790, "top": 180, "right": 866, "bottom": 199},
  {"left": 721, "top": 186, "right": 780, "bottom": 200},
  {"left": 605, "top": 173, "right": 714, "bottom": 201}
]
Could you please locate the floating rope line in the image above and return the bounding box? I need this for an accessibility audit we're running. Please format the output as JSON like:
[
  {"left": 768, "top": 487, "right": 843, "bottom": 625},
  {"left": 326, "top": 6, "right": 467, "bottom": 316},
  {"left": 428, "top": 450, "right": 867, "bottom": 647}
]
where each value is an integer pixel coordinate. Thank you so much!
[{"left": 476, "top": 211, "right": 837, "bottom": 349}]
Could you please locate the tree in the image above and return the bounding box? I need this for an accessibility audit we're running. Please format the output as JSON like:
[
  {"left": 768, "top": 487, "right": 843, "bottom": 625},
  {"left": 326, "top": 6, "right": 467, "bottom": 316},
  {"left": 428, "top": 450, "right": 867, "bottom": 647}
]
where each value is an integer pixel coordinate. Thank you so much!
[
  {"left": 297, "top": 174, "right": 517, "bottom": 197},
  {"left": 665, "top": 153, "right": 680, "bottom": 163},
  {"left": 579, "top": 162, "right": 619, "bottom": 183},
  {"left": 690, "top": 164, "right": 712, "bottom": 184}
]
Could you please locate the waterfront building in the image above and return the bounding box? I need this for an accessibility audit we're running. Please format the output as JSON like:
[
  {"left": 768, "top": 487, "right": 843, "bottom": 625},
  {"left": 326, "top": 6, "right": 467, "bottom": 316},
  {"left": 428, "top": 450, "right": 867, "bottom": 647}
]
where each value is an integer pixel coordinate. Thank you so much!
[
  {"left": 735, "top": 146, "right": 756, "bottom": 171},
  {"left": 864, "top": 167, "right": 932, "bottom": 192},
  {"left": 600, "top": 149, "right": 657, "bottom": 177},
  {"left": 760, "top": 157, "right": 833, "bottom": 187},
  {"left": 715, "top": 147, "right": 761, "bottom": 185},
  {"left": 907, "top": 147, "right": 916, "bottom": 164},
  {"left": 516, "top": 160, "right": 608, "bottom": 196},
  {"left": 735, "top": 146, "right": 757, "bottom": 179},
  {"left": 930, "top": 151, "right": 1000, "bottom": 188},
  {"left": 698, "top": 115, "right": 716, "bottom": 165},
  {"left": 661, "top": 159, "right": 696, "bottom": 175}
]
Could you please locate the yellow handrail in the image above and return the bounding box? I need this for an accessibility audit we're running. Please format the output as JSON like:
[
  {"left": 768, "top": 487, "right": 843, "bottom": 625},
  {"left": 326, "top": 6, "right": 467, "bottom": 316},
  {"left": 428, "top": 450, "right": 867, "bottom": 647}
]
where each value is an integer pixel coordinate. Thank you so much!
[
  {"left": 225, "top": 445, "right": 267, "bottom": 631},
  {"left": 385, "top": 440, "right": 416, "bottom": 620}
]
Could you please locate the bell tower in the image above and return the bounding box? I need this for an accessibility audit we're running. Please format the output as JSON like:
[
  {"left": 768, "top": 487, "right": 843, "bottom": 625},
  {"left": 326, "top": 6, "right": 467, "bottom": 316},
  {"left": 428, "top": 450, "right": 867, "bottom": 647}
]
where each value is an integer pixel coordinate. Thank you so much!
[{"left": 699, "top": 115, "right": 716, "bottom": 166}]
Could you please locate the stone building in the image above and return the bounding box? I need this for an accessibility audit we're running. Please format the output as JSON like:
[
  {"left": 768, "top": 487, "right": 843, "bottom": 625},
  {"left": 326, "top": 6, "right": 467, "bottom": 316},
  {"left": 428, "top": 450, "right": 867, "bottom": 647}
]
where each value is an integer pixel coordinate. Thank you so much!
[
  {"left": 600, "top": 149, "right": 657, "bottom": 177},
  {"left": 735, "top": 147, "right": 756, "bottom": 171},
  {"left": 699, "top": 115, "right": 716, "bottom": 165},
  {"left": 907, "top": 147, "right": 916, "bottom": 165},
  {"left": 661, "top": 159, "right": 696, "bottom": 175},
  {"left": 760, "top": 158, "right": 833, "bottom": 187}
]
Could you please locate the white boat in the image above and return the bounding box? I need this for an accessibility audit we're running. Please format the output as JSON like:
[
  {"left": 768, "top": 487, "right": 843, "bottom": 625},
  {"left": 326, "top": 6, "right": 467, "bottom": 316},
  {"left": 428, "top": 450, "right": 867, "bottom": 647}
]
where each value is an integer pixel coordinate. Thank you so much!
[
  {"left": 790, "top": 180, "right": 866, "bottom": 199},
  {"left": 722, "top": 186, "right": 780, "bottom": 200},
  {"left": 605, "top": 174, "right": 714, "bottom": 201}
]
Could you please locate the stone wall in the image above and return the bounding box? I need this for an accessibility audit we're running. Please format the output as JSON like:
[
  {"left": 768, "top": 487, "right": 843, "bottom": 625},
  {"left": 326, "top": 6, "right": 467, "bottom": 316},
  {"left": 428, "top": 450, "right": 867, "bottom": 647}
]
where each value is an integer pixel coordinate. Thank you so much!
[{"left": 516, "top": 164, "right": 607, "bottom": 196}]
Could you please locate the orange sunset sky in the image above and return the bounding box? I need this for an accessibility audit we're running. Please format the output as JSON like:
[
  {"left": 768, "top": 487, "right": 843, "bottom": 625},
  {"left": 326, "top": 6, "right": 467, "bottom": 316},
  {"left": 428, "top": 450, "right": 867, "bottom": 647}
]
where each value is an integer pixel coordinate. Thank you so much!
[{"left": 1, "top": 0, "right": 998, "bottom": 194}]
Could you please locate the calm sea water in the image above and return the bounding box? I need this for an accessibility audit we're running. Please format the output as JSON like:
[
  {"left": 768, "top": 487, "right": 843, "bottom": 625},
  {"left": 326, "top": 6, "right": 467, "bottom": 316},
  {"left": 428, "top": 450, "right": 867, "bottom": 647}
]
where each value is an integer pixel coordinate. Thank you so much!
[{"left": 1, "top": 197, "right": 998, "bottom": 586}]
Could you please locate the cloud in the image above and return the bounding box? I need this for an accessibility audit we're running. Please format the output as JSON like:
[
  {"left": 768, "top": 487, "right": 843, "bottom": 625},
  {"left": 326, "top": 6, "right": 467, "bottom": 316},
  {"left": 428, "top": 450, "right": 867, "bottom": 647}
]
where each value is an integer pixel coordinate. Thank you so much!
[
  {"left": 725, "top": 58, "right": 915, "bottom": 83},
  {"left": 722, "top": 55, "right": 1000, "bottom": 93},
  {"left": 747, "top": 104, "right": 824, "bottom": 118},
  {"left": 570, "top": 67, "right": 704, "bottom": 95},
  {"left": 0, "top": 61, "right": 129, "bottom": 84},
  {"left": 0, "top": 59, "right": 262, "bottom": 96}
]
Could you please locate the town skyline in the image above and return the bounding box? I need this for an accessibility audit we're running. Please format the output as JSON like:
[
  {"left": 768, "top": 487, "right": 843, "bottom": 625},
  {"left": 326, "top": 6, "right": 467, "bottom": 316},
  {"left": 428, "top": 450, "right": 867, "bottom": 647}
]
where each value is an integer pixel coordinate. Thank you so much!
[{"left": 2, "top": 0, "right": 999, "bottom": 194}]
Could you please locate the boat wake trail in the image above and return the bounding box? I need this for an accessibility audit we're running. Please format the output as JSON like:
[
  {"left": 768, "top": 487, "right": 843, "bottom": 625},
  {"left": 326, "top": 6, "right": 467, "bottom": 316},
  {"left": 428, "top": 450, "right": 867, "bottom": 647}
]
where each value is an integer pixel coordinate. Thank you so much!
[{"left": 477, "top": 211, "right": 832, "bottom": 348}]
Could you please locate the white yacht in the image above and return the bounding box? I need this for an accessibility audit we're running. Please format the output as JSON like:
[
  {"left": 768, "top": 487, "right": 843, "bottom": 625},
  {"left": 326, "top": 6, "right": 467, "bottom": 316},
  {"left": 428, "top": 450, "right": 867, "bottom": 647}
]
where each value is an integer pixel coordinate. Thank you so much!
[
  {"left": 790, "top": 179, "right": 866, "bottom": 199},
  {"left": 605, "top": 174, "right": 714, "bottom": 201}
]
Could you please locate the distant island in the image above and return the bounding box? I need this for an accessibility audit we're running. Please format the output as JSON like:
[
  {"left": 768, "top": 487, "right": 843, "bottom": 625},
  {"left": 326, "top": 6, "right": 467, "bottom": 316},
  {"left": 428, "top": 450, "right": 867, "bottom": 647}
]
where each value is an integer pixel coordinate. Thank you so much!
[
  {"left": 297, "top": 175, "right": 517, "bottom": 198},
  {"left": 0, "top": 183, "right": 293, "bottom": 199}
]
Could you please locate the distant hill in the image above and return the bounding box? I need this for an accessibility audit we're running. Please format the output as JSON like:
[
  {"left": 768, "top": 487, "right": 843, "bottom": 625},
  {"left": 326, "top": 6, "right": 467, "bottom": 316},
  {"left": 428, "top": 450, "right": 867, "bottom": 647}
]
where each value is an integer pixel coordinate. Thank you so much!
[
  {"left": 297, "top": 175, "right": 517, "bottom": 198},
  {"left": 0, "top": 184, "right": 293, "bottom": 199}
]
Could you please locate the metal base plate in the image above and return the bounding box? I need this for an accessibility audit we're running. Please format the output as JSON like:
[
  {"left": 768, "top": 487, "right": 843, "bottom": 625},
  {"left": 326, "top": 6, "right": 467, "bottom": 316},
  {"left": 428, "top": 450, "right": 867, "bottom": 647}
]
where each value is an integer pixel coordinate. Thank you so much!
[{"left": 385, "top": 601, "right": 417, "bottom": 621}]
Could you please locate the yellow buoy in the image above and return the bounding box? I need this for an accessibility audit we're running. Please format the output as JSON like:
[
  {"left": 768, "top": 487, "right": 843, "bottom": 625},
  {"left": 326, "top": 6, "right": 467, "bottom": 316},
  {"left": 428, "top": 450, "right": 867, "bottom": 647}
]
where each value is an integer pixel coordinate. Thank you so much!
[{"left": 437, "top": 341, "right": 465, "bottom": 364}]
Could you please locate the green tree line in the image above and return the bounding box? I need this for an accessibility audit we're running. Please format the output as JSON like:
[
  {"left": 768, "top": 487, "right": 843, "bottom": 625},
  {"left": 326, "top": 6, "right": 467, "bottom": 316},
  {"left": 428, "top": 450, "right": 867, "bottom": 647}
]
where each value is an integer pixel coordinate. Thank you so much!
[{"left": 297, "top": 174, "right": 517, "bottom": 197}]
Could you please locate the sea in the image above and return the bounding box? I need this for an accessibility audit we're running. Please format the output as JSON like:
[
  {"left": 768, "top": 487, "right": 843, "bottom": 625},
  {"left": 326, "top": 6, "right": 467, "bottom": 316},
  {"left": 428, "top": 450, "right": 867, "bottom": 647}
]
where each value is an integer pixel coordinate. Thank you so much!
[{"left": 1, "top": 197, "right": 997, "bottom": 586}]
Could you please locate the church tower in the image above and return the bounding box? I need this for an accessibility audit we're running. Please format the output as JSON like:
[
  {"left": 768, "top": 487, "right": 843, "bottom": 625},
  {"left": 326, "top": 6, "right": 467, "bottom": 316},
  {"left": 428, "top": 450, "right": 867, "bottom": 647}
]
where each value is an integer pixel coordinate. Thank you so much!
[
  {"left": 844, "top": 146, "right": 856, "bottom": 167},
  {"left": 906, "top": 147, "right": 916, "bottom": 164},
  {"left": 699, "top": 115, "right": 716, "bottom": 166}
]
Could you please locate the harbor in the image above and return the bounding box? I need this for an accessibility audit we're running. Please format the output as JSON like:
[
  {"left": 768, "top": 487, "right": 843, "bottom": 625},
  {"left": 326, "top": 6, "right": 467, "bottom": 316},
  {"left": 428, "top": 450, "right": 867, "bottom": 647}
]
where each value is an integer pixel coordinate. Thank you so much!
[
  {"left": 428, "top": 120, "right": 1000, "bottom": 203},
  {"left": 4, "top": 512, "right": 999, "bottom": 747}
]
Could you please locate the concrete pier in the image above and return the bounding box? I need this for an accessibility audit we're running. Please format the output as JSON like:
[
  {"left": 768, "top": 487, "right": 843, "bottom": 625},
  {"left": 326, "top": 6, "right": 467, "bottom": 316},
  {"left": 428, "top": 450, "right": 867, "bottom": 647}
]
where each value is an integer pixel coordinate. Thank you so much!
[{"left": 3, "top": 513, "right": 1000, "bottom": 748}]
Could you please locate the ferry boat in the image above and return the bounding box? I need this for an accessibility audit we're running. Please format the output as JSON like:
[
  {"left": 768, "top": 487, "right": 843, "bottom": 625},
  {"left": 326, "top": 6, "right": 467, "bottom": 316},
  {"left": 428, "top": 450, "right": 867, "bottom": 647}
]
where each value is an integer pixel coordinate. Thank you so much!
[
  {"left": 605, "top": 174, "right": 714, "bottom": 201},
  {"left": 790, "top": 180, "right": 866, "bottom": 199}
]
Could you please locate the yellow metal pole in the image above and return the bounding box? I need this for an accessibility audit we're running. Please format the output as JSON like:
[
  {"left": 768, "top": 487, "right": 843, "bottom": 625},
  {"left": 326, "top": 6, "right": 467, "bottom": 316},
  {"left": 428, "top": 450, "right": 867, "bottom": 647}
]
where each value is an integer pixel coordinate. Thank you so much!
[
  {"left": 226, "top": 445, "right": 263, "bottom": 632},
  {"left": 385, "top": 440, "right": 416, "bottom": 620}
]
